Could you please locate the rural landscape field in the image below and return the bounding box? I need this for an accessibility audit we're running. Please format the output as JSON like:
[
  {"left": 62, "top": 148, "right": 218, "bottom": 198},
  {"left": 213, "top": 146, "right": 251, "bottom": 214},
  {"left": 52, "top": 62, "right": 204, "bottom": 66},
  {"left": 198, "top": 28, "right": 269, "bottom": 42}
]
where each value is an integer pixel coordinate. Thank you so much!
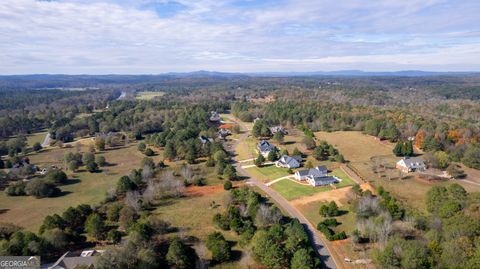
[{"left": 2, "top": 0, "right": 480, "bottom": 268}]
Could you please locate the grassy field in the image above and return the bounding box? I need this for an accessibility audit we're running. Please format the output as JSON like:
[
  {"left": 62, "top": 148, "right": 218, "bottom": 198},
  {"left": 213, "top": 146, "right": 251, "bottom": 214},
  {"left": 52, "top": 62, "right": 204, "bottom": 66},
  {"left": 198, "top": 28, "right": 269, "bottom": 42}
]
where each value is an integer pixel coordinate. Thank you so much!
[
  {"left": 270, "top": 168, "right": 355, "bottom": 201},
  {"left": 135, "top": 91, "right": 165, "bottom": 100},
  {"left": 154, "top": 189, "right": 228, "bottom": 241},
  {"left": 0, "top": 131, "right": 48, "bottom": 149},
  {"left": 234, "top": 136, "right": 257, "bottom": 160},
  {"left": 244, "top": 164, "right": 290, "bottom": 182},
  {"left": 0, "top": 142, "right": 151, "bottom": 231},
  {"left": 331, "top": 168, "right": 357, "bottom": 188},
  {"left": 154, "top": 184, "right": 256, "bottom": 268},
  {"left": 315, "top": 131, "right": 480, "bottom": 212},
  {"left": 26, "top": 131, "right": 48, "bottom": 147},
  {"left": 271, "top": 179, "right": 331, "bottom": 200}
]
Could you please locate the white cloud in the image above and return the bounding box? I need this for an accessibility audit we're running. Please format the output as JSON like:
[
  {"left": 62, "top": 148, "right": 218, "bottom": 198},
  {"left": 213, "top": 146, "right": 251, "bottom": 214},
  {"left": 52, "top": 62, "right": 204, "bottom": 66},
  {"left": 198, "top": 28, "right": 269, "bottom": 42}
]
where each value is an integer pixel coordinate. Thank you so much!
[{"left": 0, "top": 0, "right": 479, "bottom": 73}]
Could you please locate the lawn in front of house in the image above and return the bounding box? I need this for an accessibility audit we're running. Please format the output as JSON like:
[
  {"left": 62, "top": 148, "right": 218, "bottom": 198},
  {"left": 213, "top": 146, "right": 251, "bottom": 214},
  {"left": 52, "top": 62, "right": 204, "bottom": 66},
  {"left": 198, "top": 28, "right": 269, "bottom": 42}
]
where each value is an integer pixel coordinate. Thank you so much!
[
  {"left": 330, "top": 168, "right": 357, "bottom": 188},
  {"left": 270, "top": 168, "right": 356, "bottom": 201},
  {"left": 271, "top": 179, "right": 332, "bottom": 200},
  {"left": 244, "top": 164, "right": 290, "bottom": 182}
]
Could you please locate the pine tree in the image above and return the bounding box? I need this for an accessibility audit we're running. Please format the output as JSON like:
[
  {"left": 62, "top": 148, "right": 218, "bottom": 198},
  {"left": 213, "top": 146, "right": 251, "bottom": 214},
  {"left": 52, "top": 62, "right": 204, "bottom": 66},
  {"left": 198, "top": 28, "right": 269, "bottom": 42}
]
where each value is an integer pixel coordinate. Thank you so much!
[
  {"left": 267, "top": 150, "right": 278, "bottom": 162},
  {"left": 255, "top": 154, "right": 265, "bottom": 167},
  {"left": 292, "top": 147, "right": 302, "bottom": 157},
  {"left": 404, "top": 141, "right": 414, "bottom": 156},
  {"left": 273, "top": 132, "right": 285, "bottom": 144},
  {"left": 164, "top": 141, "right": 176, "bottom": 161},
  {"left": 223, "top": 164, "right": 237, "bottom": 180},
  {"left": 393, "top": 141, "right": 404, "bottom": 156}
]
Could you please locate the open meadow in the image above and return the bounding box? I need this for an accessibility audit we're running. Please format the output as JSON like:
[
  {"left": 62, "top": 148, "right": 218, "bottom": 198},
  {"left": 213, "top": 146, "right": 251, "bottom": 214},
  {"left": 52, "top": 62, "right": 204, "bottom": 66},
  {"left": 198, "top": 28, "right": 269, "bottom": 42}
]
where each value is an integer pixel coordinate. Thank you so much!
[
  {"left": 0, "top": 141, "right": 154, "bottom": 231},
  {"left": 135, "top": 91, "right": 166, "bottom": 100},
  {"left": 315, "top": 131, "right": 480, "bottom": 212}
]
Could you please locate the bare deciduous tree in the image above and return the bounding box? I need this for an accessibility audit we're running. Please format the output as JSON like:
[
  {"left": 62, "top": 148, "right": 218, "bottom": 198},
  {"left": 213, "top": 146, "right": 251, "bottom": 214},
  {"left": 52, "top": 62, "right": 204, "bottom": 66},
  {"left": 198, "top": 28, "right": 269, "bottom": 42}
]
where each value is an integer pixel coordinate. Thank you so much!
[
  {"left": 141, "top": 165, "right": 153, "bottom": 182},
  {"left": 125, "top": 190, "right": 142, "bottom": 213},
  {"left": 255, "top": 204, "right": 282, "bottom": 227}
]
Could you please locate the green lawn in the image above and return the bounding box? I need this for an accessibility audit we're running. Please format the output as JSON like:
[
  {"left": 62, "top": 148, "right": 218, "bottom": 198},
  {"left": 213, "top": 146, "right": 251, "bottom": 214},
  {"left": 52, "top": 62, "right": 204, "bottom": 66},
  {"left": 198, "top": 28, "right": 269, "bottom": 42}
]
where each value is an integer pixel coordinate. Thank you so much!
[
  {"left": 270, "top": 168, "right": 356, "bottom": 201},
  {"left": 271, "top": 179, "right": 332, "bottom": 200},
  {"left": 245, "top": 164, "right": 290, "bottom": 182},
  {"left": 330, "top": 168, "right": 356, "bottom": 188}
]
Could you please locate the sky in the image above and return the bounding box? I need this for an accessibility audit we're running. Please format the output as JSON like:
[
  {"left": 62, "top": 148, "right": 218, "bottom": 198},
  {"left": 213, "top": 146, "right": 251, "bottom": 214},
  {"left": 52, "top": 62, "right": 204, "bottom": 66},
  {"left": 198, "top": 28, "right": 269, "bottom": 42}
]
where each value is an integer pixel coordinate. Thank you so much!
[{"left": 1, "top": 0, "right": 480, "bottom": 74}]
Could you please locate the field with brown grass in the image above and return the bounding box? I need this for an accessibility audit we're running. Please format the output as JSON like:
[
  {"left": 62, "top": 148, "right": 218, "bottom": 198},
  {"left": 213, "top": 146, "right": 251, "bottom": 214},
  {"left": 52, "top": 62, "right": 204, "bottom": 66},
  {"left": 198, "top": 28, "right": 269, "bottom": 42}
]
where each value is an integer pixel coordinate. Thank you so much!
[
  {"left": 315, "top": 131, "right": 480, "bottom": 212},
  {"left": 0, "top": 141, "right": 159, "bottom": 231}
]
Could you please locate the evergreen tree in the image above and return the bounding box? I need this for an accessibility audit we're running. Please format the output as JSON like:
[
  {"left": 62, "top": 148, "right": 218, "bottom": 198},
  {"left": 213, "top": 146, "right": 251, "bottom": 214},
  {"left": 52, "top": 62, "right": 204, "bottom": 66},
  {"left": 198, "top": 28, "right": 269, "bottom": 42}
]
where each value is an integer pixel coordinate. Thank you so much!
[
  {"left": 273, "top": 132, "right": 285, "bottom": 144},
  {"left": 393, "top": 141, "right": 404, "bottom": 156},
  {"left": 404, "top": 141, "right": 414, "bottom": 156},
  {"left": 267, "top": 150, "right": 278, "bottom": 162},
  {"left": 223, "top": 165, "right": 237, "bottom": 180},
  {"left": 164, "top": 141, "right": 176, "bottom": 161},
  {"left": 312, "top": 147, "right": 325, "bottom": 160},
  {"left": 292, "top": 148, "right": 302, "bottom": 157},
  {"left": 166, "top": 238, "right": 191, "bottom": 268},
  {"left": 85, "top": 213, "right": 105, "bottom": 240},
  {"left": 255, "top": 154, "right": 265, "bottom": 167}
]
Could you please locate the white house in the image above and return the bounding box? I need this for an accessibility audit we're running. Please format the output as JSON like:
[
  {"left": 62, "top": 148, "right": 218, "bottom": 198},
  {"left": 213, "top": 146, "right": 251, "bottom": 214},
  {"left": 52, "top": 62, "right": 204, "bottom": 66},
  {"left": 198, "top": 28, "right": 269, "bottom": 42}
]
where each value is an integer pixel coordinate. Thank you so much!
[
  {"left": 295, "top": 166, "right": 337, "bottom": 186},
  {"left": 306, "top": 175, "right": 338, "bottom": 187},
  {"left": 295, "top": 166, "right": 328, "bottom": 180},
  {"left": 275, "top": 155, "right": 301, "bottom": 168},
  {"left": 396, "top": 157, "right": 426, "bottom": 173}
]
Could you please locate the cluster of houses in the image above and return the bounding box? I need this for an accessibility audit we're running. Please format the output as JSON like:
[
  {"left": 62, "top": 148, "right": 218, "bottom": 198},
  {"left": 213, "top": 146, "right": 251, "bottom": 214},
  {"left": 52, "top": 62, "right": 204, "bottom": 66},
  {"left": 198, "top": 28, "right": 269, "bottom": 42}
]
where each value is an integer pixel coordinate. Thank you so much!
[
  {"left": 208, "top": 111, "right": 233, "bottom": 140},
  {"left": 255, "top": 140, "right": 339, "bottom": 187}
]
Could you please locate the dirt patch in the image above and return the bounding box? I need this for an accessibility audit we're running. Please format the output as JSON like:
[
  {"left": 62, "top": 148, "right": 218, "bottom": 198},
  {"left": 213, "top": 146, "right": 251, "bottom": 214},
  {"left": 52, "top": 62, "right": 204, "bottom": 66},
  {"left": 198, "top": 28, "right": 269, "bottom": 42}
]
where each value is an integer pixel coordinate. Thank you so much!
[
  {"left": 360, "top": 182, "right": 376, "bottom": 193},
  {"left": 290, "top": 186, "right": 353, "bottom": 207},
  {"left": 412, "top": 174, "right": 445, "bottom": 185},
  {"left": 290, "top": 182, "right": 375, "bottom": 208},
  {"left": 185, "top": 185, "right": 224, "bottom": 197}
]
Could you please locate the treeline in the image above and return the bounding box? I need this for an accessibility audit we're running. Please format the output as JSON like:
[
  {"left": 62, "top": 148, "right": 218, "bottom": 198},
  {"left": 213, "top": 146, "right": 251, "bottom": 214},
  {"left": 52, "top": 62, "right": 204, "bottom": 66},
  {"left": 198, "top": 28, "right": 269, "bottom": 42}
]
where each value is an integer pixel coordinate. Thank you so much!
[{"left": 0, "top": 89, "right": 113, "bottom": 138}]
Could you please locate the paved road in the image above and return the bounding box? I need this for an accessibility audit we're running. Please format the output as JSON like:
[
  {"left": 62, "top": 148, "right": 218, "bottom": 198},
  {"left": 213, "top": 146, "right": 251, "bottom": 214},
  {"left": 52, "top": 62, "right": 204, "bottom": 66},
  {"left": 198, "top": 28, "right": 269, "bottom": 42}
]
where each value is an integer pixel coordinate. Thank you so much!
[{"left": 226, "top": 114, "right": 338, "bottom": 269}]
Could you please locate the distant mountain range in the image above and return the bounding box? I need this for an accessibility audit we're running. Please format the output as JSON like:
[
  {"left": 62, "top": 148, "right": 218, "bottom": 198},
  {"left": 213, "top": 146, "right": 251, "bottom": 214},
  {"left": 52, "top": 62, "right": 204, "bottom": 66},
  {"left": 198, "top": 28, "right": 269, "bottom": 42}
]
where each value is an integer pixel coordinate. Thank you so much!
[
  {"left": 1, "top": 70, "right": 479, "bottom": 80},
  {"left": 248, "top": 70, "right": 480, "bottom": 77}
]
